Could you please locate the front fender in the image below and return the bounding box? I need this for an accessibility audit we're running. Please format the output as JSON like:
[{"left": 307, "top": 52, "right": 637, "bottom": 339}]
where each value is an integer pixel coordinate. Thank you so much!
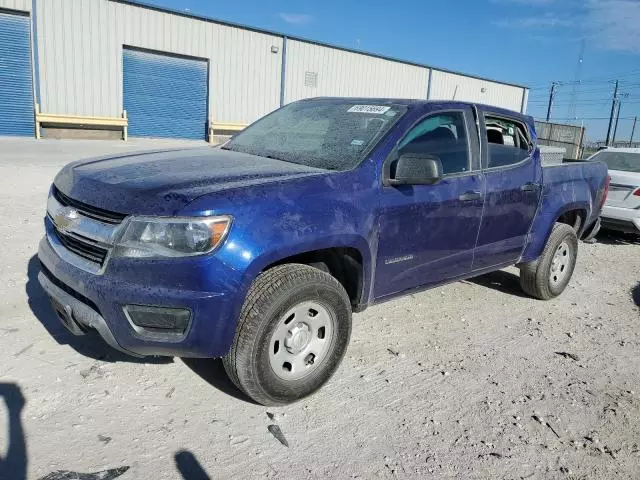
[
  {"left": 180, "top": 164, "right": 380, "bottom": 309},
  {"left": 238, "top": 233, "right": 374, "bottom": 304}
]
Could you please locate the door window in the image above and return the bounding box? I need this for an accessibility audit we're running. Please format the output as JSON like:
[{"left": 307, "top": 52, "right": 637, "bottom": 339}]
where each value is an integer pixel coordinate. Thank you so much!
[
  {"left": 398, "top": 112, "right": 470, "bottom": 175},
  {"left": 485, "top": 116, "right": 531, "bottom": 168}
]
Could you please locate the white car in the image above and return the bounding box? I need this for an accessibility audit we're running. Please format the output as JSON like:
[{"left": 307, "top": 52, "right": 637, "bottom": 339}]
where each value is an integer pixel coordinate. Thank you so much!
[{"left": 588, "top": 148, "right": 640, "bottom": 234}]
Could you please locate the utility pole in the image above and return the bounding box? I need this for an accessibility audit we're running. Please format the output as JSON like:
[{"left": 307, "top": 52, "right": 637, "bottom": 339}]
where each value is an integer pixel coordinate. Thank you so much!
[
  {"left": 546, "top": 82, "right": 558, "bottom": 121},
  {"left": 630, "top": 116, "right": 637, "bottom": 147},
  {"left": 605, "top": 80, "right": 619, "bottom": 146},
  {"left": 612, "top": 101, "right": 622, "bottom": 145}
]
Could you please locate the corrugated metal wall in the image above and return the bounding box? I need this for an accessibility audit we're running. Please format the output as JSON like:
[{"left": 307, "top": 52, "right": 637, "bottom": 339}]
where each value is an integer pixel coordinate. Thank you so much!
[
  {"left": 31, "top": 0, "right": 527, "bottom": 129},
  {"left": 0, "top": 0, "right": 31, "bottom": 12},
  {"left": 430, "top": 70, "right": 525, "bottom": 112},
  {"left": 534, "top": 120, "right": 584, "bottom": 159},
  {"left": 35, "top": 0, "right": 283, "bottom": 124},
  {"left": 284, "top": 40, "right": 429, "bottom": 103}
]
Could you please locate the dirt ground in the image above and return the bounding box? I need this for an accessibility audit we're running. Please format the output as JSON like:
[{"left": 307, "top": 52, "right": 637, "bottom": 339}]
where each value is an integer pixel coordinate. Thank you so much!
[{"left": 1, "top": 138, "right": 639, "bottom": 480}]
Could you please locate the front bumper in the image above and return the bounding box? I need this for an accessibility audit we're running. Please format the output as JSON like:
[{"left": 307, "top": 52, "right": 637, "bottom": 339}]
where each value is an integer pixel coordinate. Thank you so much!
[
  {"left": 38, "top": 269, "right": 140, "bottom": 356},
  {"left": 37, "top": 230, "right": 247, "bottom": 358},
  {"left": 601, "top": 205, "right": 640, "bottom": 234}
]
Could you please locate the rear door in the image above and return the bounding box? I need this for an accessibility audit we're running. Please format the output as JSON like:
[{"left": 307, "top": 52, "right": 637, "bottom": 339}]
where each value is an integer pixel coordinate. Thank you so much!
[{"left": 472, "top": 108, "right": 542, "bottom": 270}]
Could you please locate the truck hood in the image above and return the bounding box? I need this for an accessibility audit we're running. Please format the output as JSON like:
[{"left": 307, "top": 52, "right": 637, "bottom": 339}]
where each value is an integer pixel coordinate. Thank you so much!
[{"left": 53, "top": 147, "right": 325, "bottom": 215}]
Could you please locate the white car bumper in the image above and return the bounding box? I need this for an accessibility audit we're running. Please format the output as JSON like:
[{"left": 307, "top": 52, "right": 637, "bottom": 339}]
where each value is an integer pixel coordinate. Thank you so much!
[{"left": 601, "top": 205, "right": 640, "bottom": 233}]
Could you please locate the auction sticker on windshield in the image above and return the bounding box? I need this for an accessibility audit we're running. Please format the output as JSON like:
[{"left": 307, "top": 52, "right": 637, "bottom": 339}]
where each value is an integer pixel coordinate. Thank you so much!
[{"left": 347, "top": 105, "right": 391, "bottom": 114}]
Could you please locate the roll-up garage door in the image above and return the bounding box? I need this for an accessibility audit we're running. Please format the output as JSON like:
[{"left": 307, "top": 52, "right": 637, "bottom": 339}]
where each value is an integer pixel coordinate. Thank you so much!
[
  {"left": 123, "top": 48, "right": 208, "bottom": 140},
  {"left": 0, "top": 11, "right": 34, "bottom": 136}
]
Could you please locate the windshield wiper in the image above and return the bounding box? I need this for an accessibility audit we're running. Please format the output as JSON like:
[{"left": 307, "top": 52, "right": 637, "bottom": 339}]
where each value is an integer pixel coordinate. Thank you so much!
[
  {"left": 221, "top": 145, "right": 285, "bottom": 162},
  {"left": 263, "top": 154, "right": 287, "bottom": 161},
  {"left": 221, "top": 146, "right": 330, "bottom": 170}
]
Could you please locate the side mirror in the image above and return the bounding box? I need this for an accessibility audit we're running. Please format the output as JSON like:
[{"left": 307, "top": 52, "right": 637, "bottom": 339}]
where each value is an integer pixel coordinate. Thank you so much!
[{"left": 389, "top": 153, "right": 443, "bottom": 185}]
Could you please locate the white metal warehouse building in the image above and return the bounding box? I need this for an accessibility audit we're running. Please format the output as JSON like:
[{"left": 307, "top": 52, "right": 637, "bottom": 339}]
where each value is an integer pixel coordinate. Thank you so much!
[{"left": 0, "top": 0, "right": 530, "bottom": 141}]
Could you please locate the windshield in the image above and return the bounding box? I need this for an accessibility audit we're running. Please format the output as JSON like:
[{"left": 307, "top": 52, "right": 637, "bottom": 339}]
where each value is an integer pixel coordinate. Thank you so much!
[
  {"left": 223, "top": 101, "right": 408, "bottom": 170},
  {"left": 591, "top": 151, "right": 640, "bottom": 173}
]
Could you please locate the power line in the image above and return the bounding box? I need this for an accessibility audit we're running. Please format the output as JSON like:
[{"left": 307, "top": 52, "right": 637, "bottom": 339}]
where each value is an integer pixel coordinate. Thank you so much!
[
  {"left": 528, "top": 100, "right": 612, "bottom": 106},
  {"left": 579, "top": 69, "right": 640, "bottom": 83},
  {"left": 537, "top": 116, "right": 636, "bottom": 121},
  {"left": 529, "top": 102, "right": 634, "bottom": 108},
  {"left": 528, "top": 95, "right": 640, "bottom": 105},
  {"left": 529, "top": 83, "right": 640, "bottom": 97},
  {"left": 528, "top": 99, "right": 640, "bottom": 106},
  {"left": 530, "top": 84, "right": 640, "bottom": 96},
  {"left": 564, "top": 86, "right": 640, "bottom": 95},
  {"left": 527, "top": 69, "right": 640, "bottom": 89}
]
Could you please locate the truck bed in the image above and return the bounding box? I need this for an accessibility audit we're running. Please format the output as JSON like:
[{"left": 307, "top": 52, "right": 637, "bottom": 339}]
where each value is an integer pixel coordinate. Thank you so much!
[{"left": 520, "top": 160, "right": 608, "bottom": 263}]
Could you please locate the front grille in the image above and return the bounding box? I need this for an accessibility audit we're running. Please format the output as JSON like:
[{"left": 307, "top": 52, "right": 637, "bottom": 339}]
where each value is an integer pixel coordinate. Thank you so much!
[
  {"left": 54, "top": 229, "right": 109, "bottom": 266},
  {"left": 53, "top": 186, "right": 127, "bottom": 225}
]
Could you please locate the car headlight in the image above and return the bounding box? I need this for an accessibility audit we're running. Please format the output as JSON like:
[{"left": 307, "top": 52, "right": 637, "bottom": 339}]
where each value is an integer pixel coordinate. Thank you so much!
[{"left": 114, "top": 216, "right": 232, "bottom": 258}]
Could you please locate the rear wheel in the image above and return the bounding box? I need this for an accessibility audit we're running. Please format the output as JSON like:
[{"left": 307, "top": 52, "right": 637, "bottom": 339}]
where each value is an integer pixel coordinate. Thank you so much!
[
  {"left": 519, "top": 223, "right": 578, "bottom": 300},
  {"left": 223, "top": 264, "right": 352, "bottom": 406}
]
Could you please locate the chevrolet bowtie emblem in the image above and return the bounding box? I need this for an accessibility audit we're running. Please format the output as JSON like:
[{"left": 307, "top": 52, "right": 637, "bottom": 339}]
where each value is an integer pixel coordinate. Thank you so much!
[{"left": 53, "top": 206, "right": 80, "bottom": 231}]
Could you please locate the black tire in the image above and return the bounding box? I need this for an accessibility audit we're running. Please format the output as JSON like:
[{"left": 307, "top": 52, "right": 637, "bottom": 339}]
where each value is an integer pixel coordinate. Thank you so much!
[
  {"left": 223, "top": 264, "right": 352, "bottom": 406},
  {"left": 519, "top": 223, "right": 578, "bottom": 300}
]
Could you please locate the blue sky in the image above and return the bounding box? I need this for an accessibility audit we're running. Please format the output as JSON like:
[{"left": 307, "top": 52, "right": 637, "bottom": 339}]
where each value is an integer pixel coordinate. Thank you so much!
[{"left": 149, "top": 0, "right": 640, "bottom": 141}]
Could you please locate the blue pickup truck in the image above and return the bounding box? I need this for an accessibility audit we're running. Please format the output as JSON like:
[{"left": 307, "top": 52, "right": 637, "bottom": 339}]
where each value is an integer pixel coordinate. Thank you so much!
[{"left": 38, "top": 98, "right": 608, "bottom": 405}]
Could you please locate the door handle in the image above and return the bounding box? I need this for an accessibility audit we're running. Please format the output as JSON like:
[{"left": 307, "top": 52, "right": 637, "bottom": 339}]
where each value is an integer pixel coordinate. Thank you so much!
[
  {"left": 458, "top": 191, "right": 483, "bottom": 202},
  {"left": 521, "top": 182, "right": 540, "bottom": 192}
]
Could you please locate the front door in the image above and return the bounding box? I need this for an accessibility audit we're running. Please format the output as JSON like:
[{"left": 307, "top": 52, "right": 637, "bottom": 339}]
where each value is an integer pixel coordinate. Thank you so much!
[
  {"left": 374, "top": 107, "right": 485, "bottom": 299},
  {"left": 472, "top": 109, "right": 542, "bottom": 270}
]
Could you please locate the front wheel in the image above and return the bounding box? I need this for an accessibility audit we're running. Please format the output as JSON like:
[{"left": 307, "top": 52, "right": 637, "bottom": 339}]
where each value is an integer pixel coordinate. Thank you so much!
[
  {"left": 519, "top": 223, "right": 578, "bottom": 300},
  {"left": 223, "top": 264, "right": 352, "bottom": 406}
]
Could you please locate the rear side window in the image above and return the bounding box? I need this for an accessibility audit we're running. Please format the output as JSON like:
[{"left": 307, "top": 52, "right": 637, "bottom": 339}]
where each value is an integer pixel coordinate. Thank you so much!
[
  {"left": 398, "top": 112, "right": 470, "bottom": 175},
  {"left": 485, "top": 116, "right": 531, "bottom": 168}
]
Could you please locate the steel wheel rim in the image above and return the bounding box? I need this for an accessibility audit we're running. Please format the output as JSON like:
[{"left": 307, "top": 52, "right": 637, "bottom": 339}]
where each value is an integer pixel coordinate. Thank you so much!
[
  {"left": 550, "top": 241, "right": 572, "bottom": 286},
  {"left": 269, "top": 301, "right": 336, "bottom": 381}
]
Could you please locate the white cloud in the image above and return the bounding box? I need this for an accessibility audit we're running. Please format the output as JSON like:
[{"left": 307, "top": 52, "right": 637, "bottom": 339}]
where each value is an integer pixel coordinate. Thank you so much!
[
  {"left": 493, "top": 13, "right": 574, "bottom": 28},
  {"left": 493, "top": 0, "right": 640, "bottom": 53},
  {"left": 279, "top": 13, "right": 312, "bottom": 25},
  {"left": 586, "top": 0, "right": 640, "bottom": 53}
]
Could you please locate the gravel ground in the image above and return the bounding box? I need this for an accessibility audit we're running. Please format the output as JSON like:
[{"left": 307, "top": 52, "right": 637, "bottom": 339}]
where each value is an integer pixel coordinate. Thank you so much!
[{"left": 1, "top": 138, "right": 639, "bottom": 480}]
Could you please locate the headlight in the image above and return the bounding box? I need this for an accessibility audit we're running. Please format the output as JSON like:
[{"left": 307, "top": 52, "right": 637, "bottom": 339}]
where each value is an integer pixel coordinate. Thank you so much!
[{"left": 114, "top": 216, "right": 232, "bottom": 258}]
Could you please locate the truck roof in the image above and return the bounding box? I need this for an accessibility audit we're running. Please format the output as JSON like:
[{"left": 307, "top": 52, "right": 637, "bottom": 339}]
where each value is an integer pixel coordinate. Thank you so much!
[{"left": 299, "top": 96, "right": 533, "bottom": 126}]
